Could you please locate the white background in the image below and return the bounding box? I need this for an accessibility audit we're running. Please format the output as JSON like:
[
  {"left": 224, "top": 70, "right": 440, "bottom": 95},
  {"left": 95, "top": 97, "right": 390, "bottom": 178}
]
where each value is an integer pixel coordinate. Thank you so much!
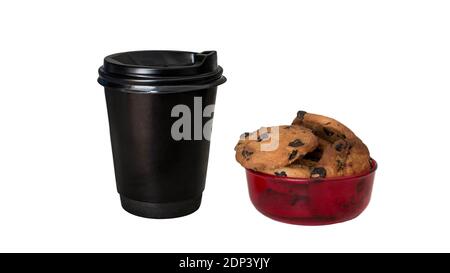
[{"left": 0, "top": 0, "right": 449, "bottom": 253}]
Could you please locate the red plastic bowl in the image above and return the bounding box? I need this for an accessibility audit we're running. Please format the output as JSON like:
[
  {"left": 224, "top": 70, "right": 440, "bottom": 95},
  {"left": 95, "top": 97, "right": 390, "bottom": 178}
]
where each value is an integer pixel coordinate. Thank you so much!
[{"left": 246, "top": 160, "right": 377, "bottom": 225}]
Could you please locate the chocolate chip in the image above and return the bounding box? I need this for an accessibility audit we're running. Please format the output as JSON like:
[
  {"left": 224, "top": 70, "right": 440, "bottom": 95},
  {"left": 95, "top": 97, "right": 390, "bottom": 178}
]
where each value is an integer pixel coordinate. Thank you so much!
[
  {"left": 335, "top": 142, "right": 344, "bottom": 152},
  {"left": 288, "top": 150, "right": 298, "bottom": 161},
  {"left": 323, "top": 127, "right": 335, "bottom": 137},
  {"left": 296, "top": 111, "right": 307, "bottom": 121},
  {"left": 289, "top": 139, "right": 305, "bottom": 147},
  {"left": 257, "top": 133, "right": 269, "bottom": 142},
  {"left": 311, "top": 167, "right": 327, "bottom": 179},
  {"left": 303, "top": 147, "right": 323, "bottom": 162},
  {"left": 240, "top": 132, "right": 250, "bottom": 139},
  {"left": 241, "top": 149, "right": 253, "bottom": 158},
  {"left": 274, "top": 171, "right": 287, "bottom": 177}
]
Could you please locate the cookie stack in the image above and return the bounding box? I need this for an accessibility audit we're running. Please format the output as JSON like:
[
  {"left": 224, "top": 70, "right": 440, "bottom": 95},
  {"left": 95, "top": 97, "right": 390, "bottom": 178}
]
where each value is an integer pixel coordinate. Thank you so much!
[{"left": 235, "top": 111, "right": 372, "bottom": 178}]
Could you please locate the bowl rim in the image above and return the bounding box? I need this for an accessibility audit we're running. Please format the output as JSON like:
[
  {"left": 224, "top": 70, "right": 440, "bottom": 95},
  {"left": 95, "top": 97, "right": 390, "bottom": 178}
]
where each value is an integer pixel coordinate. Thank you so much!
[{"left": 246, "top": 159, "right": 377, "bottom": 184}]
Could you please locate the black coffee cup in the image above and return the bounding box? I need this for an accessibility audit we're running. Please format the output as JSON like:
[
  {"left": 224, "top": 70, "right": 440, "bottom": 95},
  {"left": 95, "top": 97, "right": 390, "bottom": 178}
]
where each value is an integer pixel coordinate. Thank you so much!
[{"left": 98, "top": 50, "right": 226, "bottom": 218}]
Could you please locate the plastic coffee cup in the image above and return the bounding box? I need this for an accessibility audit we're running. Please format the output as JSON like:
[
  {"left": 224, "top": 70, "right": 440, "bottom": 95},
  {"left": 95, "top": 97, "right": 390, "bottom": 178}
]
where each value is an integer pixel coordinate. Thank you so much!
[{"left": 98, "top": 50, "right": 226, "bottom": 218}]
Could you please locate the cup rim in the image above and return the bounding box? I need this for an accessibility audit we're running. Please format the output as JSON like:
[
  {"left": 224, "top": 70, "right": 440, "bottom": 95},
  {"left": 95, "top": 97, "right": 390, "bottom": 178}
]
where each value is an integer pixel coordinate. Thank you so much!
[{"left": 246, "top": 159, "right": 377, "bottom": 184}]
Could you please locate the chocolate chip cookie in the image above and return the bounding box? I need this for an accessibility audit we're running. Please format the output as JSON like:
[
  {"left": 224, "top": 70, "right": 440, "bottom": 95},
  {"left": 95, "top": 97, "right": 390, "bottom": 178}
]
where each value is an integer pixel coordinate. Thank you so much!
[
  {"left": 235, "top": 111, "right": 373, "bottom": 178},
  {"left": 343, "top": 140, "right": 371, "bottom": 176},
  {"left": 235, "top": 125, "right": 319, "bottom": 171},
  {"left": 261, "top": 162, "right": 311, "bottom": 178},
  {"left": 304, "top": 134, "right": 370, "bottom": 178},
  {"left": 292, "top": 111, "right": 357, "bottom": 142},
  {"left": 313, "top": 138, "right": 351, "bottom": 178},
  {"left": 264, "top": 138, "right": 352, "bottom": 179}
]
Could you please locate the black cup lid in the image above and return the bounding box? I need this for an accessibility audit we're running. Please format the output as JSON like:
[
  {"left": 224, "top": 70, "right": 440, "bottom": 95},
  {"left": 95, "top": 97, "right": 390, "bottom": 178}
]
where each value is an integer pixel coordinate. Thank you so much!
[{"left": 98, "top": 50, "right": 226, "bottom": 93}]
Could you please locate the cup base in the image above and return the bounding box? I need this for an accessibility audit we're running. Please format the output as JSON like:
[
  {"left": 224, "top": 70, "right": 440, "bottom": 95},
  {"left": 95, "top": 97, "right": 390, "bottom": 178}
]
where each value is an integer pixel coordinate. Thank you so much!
[{"left": 120, "top": 195, "right": 202, "bottom": 219}]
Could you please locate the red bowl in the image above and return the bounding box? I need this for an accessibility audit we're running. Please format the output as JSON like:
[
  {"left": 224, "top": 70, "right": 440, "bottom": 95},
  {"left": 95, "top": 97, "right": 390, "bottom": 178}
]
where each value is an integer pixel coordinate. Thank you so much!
[{"left": 246, "top": 160, "right": 377, "bottom": 225}]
